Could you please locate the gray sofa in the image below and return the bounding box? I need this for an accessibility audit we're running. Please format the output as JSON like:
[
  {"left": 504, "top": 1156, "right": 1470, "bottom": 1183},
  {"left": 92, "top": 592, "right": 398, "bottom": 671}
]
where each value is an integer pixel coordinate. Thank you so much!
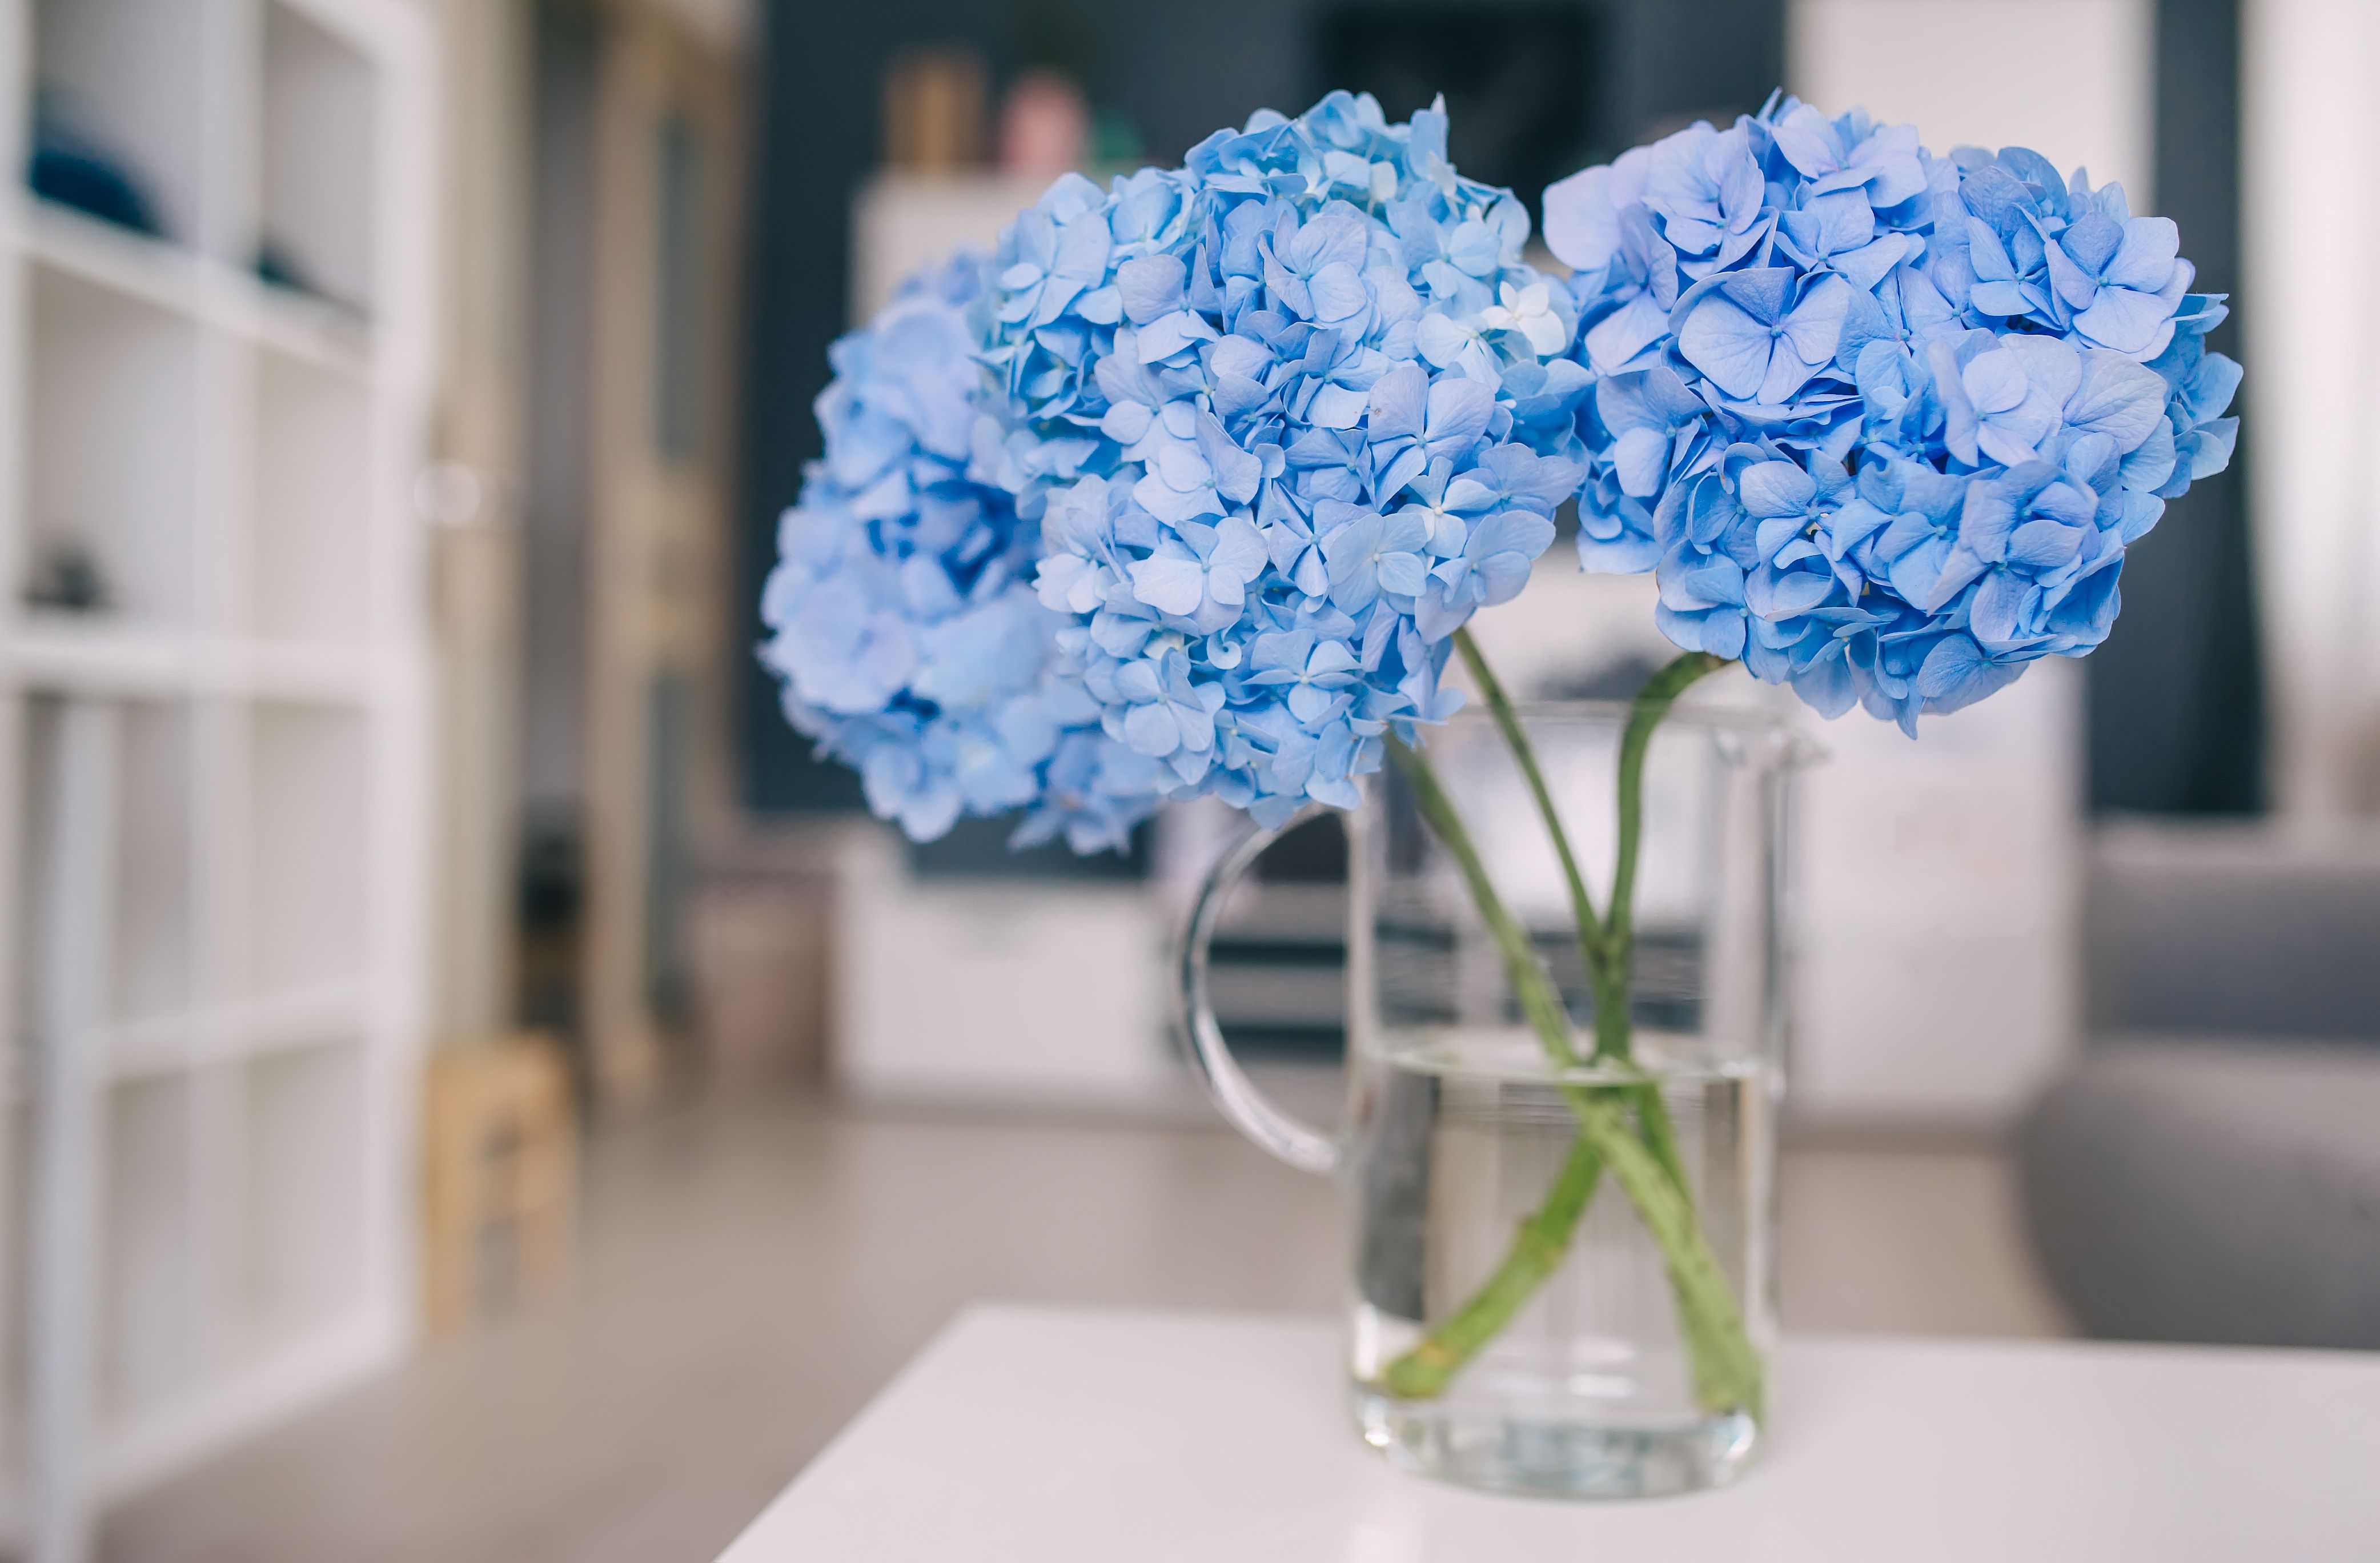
[{"left": 2018, "top": 823, "right": 2380, "bottom": 1348}]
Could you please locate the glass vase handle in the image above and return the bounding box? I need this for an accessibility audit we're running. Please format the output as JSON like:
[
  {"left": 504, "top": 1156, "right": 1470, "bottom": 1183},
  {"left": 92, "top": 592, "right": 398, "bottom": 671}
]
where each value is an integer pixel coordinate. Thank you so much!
[{"left": 1175, "top": 804, "right": 1341, "bottom": 1177}]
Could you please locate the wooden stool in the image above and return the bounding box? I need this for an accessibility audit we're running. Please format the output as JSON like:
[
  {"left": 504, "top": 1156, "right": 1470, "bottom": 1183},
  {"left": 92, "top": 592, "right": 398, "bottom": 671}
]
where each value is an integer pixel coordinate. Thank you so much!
[{"left": 423, "top": 1037, "right": 577, "bottom": 1335}]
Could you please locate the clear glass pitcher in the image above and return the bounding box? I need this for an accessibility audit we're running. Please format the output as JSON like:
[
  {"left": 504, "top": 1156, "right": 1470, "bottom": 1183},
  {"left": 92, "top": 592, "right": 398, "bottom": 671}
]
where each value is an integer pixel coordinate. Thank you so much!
[{"left": 1178, "top": 702, "right": 1807, "bottom": 1498}]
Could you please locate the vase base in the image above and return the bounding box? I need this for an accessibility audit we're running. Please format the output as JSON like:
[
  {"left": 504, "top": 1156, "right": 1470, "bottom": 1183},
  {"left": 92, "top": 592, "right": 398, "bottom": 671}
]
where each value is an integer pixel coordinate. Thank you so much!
[{"left": 1349, "top": 1386, "right": 1759, "bottom": 1500}]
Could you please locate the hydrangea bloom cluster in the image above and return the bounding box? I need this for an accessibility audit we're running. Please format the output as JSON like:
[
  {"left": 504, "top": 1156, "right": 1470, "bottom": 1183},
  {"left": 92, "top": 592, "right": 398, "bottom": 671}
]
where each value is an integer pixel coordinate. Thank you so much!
[
  {"left": 1551, "top": 94, "right": 2240, "bottom": 731},
  {"left": 758, "top": 255, "right": 1162, "bottom": 851},
  {"left": 976, "top": 92, "right": 1588, "bottom": 824}
]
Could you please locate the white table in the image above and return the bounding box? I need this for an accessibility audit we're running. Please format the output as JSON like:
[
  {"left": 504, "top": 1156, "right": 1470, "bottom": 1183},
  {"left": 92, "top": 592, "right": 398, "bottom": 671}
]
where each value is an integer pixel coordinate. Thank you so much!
[{"left": 718, "top": 1304, "right": 2380, "bottom": 1561}]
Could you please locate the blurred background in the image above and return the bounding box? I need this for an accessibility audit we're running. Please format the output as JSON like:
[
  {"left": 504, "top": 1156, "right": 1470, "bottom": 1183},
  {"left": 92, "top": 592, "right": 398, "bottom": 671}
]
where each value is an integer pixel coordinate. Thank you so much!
[{"left": 1, "top": 0, "right": 2374, "bottom": 1559}]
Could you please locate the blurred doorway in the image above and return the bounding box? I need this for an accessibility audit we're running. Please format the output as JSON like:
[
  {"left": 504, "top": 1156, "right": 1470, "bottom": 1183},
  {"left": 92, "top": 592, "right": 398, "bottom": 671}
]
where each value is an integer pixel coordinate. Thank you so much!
[{"left": 521, "top": 0, "right": 745, "bottom": 1104}]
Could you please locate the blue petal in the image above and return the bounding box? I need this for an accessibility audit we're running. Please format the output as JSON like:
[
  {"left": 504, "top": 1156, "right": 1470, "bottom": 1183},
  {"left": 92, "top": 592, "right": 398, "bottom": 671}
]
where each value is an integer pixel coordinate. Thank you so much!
[
  {"left": 1137, "top": 310, "right": 1220, "bottom": 362},
  {"left": 1116, "top": 254, "right": 1187, "bottom": 324},
  {"left": 2064, "top": 350, "right": 2168, "bottom": 452},
  {"left": 1424, "top": 376, "right": 1495, "bottom": 452},
  {"left": 1129, "top": 554, "right": 1207, "bottom": 615},
  {"left": 1677, "top": 296, "right": 1775, "bottom": 400},
  {"left": 1365, "top": 363, "right": 1427, "bottom": 443},
  {"left": 1542, "top": 163, "right": 1622, "bottom": 270},
  {"left": 1309, "top": 383, "right": 1370, "bottom": 429},
  {"left": 1121, "top": 701, "right": 1181, "bottom": 756},
  {"left": 2072, "top": 287, "right": 2173, "bottom": 355},
  {"left": 1614, "top": 427, "right": 1669, "bottom": 497},
  {"left": 2102, "top": 217, "right": 2179, "bottom": 292},
  {"left": 1582, "top": 291, "right": 1668, "bottom": 375},
  {"left": 1739, "top": 460, "right": 1816, "bottom": 518}
]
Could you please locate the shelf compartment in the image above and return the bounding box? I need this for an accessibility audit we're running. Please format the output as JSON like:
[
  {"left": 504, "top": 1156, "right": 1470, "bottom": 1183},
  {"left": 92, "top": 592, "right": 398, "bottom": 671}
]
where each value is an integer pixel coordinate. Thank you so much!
[
  {"left": 23, "top": 264, "right": 201, "bottom": 630},
  {"left": 111, "top": 701, "right": 194, "bottom": 1025},
  {"left": 30, "top": 0, "right": 208, "bottom": 247},
  {"left": 9, "top": 700, "right": 50, "bottom": 1045},
  {"left": 251, "top": 348, "right": 374, "bottom": 646},
  {"left": 1, "top": 1097, "right": 30, "bottom": 1474},
  {"left": 261, "top": 2, "right": 380, "bottom": 316},
  {"left": 99, "top": 1073, "right": 200, "bottom": 1422},
  {"left": 239, "top": 1040, "right": 366, "bottom": 1342},
  {"left": 6, "top": 696, "right": 190, "bottom": 1035},
  {"left": 245, "top": 703, "right": 370, "bottom": 996}
]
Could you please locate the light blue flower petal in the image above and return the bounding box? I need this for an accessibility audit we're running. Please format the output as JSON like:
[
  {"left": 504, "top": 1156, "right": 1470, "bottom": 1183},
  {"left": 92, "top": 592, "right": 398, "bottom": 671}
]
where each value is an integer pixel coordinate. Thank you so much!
[
  {"left": 1376, "top": 551, "right": 1429, "bottom": 597},
  {"left": 1779, "top": 274, "right": 1852, "bottom": 365},
  {"left": 2104, "top": 217, "right": 2180, "bottom": 292},
  {"left": 1138, "top": 310, "right": 1221, "bottom": 362},
  {"left": 1583, "top": 291, "right": 1671, "bottom": 375},
  {"left": 1678, "top": 296, "right": 1775, "bottom": 400},
  {"left": 2072, "top": 286, "right": 2174, "bottom": 355},
  {"left": 1116, "top": 254, "right": 1188, "bottom": 324},
  {"left": 1614, "top": 427, "right": 1669, "bottom": 497},
  {"left": 1121, "top": 700, "right": 1181, "bottom": 756},
  {"left": 1309, "top": 383, "right": 1371, "bottom": 429},
  {"left": 1542, "top": 163, "right": 1623, "bottom": 271},
  {"left": 2064, "top": 350, "right": 2169, "bottom": 452},
  {"left": 1740, "top": 460, "right": 1819, "bottom": 518}
]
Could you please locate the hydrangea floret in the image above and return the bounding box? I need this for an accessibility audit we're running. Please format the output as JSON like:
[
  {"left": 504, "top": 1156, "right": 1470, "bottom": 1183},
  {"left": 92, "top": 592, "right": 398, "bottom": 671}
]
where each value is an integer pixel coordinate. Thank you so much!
[
  {"left": 1550, "top": 94, "right": 2241, "bottom": 732},
  {"left": 976, "top": 91, "right": 1588, "bottom": 824},
  {"left": 758, "top": 255, "right": 1162, "bottom": 851}
]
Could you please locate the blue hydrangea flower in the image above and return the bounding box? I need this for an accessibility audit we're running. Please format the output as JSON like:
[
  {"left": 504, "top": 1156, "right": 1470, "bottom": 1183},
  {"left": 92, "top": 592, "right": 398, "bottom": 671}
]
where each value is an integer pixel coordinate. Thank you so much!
[
  {"left": 758, "top": 255, "right": 1163, "bottom": 851},
  {"left": 1550, "top": 95, "right": 2240, "bottom": 732},
  {"left": 978, "top": 92, "right": 1587, "bottom": 824}
]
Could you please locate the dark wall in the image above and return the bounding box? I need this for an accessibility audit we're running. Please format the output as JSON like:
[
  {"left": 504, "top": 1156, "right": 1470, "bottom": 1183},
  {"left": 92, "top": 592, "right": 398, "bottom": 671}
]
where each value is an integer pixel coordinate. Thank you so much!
[
  {"left": 2085, "top": 0, "right": 2261, "bottom": 814},
  {"left": 737, "top": 2, "right": 994, "bottom": 814},
  {"left": 734, "top": 0, "right": 1785, "bottom": 814}
]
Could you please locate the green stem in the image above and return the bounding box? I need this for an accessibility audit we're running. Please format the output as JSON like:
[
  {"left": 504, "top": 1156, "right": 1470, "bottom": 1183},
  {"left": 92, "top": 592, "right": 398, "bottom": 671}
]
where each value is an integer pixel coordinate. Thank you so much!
[
  {"left": 1456, "top": 634, "right": 1709, "bottom": 1213},
  {"left": 1559, "top": 1085, "right": 1765, "bottom": 1419},
  {"left": 1378, "top": 732, "right": 1759, "bottom": 1416},
  {"left": 1598, "top": 651, "right": 1728, "bottom": 1225},
  {"left": 1376, "top": 736, "right": 1600, "bottom": 1402},
  {"left": 1384, "top": 736, "right": 1580, "bottom": 1069},
  {"left": 1599, "top": 651, "right": 1728, "bottom": 1061},
  {"left": 1380, "top": 1134, "right": 1603, "bottom": 1399},
  {"left": 1634, "top": 1081, "right": 1695, "bottom": 1223},
  {"left": 1452, "top": 628, "right": 1605, "bottom": 978}
]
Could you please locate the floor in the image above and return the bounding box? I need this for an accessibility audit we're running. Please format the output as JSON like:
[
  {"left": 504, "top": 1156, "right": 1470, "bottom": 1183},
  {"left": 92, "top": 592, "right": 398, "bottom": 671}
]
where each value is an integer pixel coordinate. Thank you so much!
[{"left": 101, "top": 1091, "right": 2065, "bottom": 1563}]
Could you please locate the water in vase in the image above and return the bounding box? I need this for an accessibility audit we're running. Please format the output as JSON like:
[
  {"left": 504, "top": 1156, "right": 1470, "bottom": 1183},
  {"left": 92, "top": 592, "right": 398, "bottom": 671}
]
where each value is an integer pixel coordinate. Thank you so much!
[{"left": 1344, "top": 1028, "right": 1779, "bottom": 1498}]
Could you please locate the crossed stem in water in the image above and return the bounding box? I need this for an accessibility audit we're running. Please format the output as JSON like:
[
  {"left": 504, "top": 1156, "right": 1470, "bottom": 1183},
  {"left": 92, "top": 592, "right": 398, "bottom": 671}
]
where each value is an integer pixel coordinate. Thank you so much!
[
  {"left": 1451, "top": 632, "right": 1703, "bottom": 1206},
  {"left": 1376, "top": 645, "right": 1757, "bottom": 1415}
]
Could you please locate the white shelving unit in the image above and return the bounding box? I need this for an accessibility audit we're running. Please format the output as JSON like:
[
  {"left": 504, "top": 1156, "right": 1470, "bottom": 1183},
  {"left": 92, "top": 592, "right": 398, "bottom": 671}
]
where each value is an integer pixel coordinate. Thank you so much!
[{"left": 0, "top": 1, "right": 435, "bottom": 1557}]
